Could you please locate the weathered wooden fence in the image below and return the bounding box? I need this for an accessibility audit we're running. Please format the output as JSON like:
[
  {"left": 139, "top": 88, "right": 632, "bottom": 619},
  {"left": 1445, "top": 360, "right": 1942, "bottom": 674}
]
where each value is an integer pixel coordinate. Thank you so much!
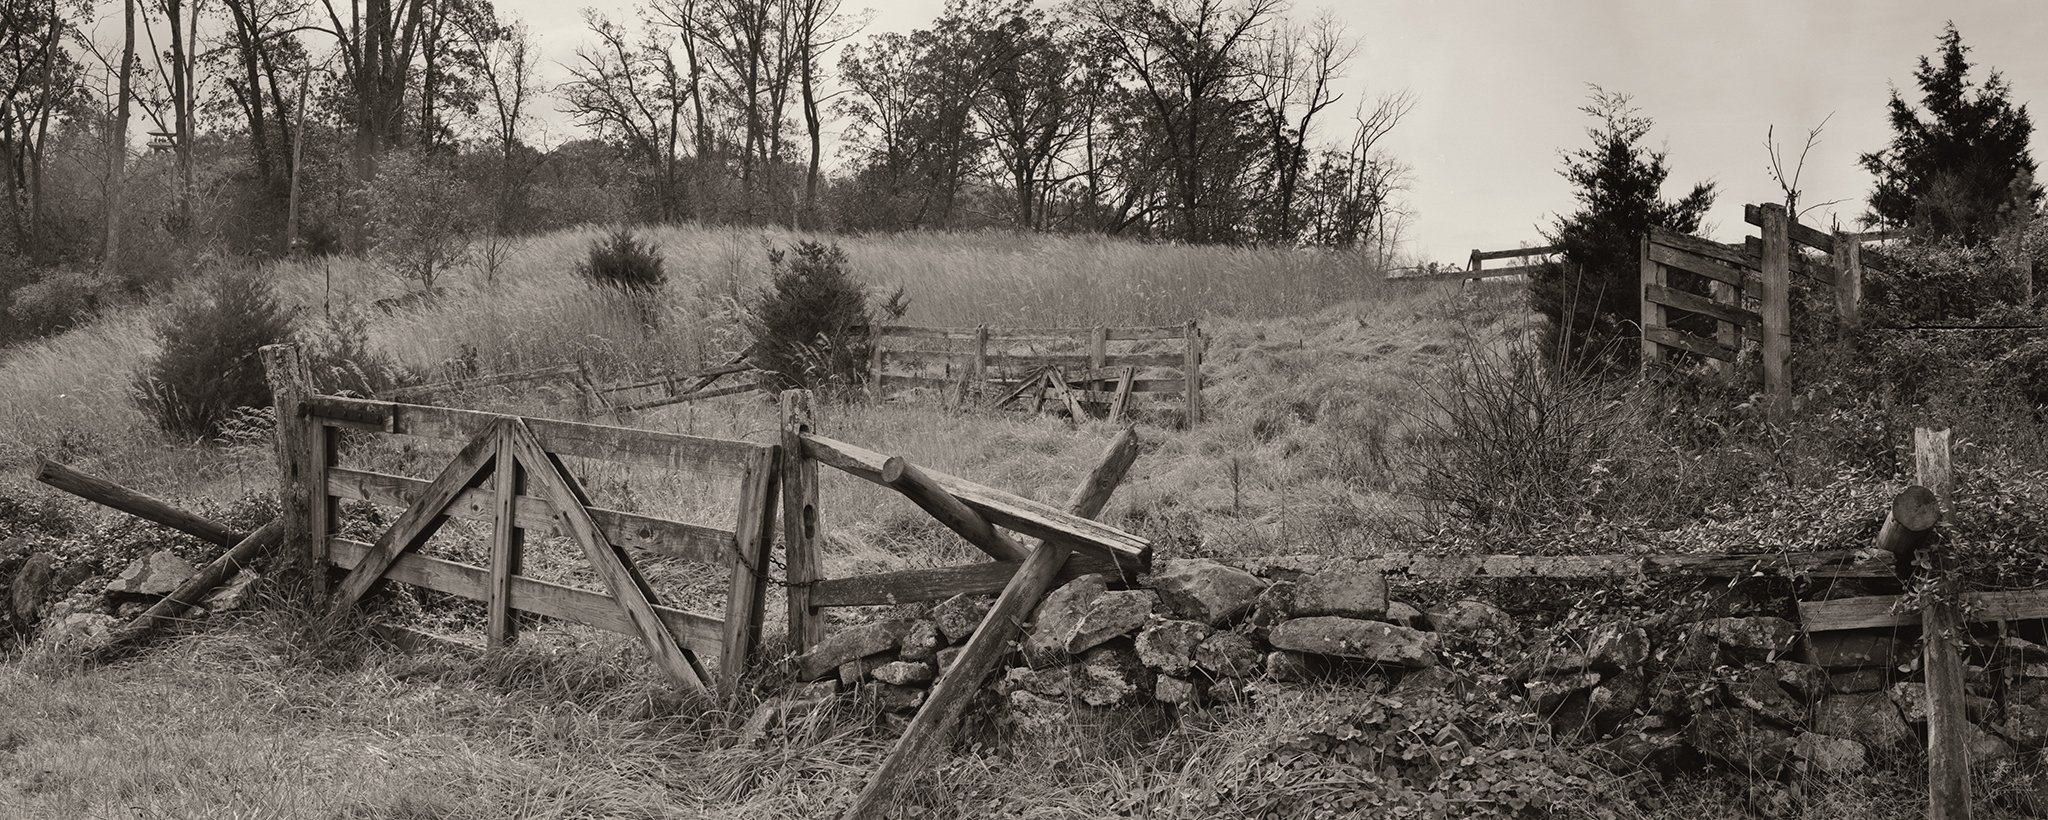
[
  {"left": 1640, "top": 202, "right": 1900, "bottom": 418},
  {"left": 262, "top": 344, "right": 779, "bottom": 695},
  {"left": 1386, "top": 244, "right": 1562, "bottom": 283},
  {"left": 866, "top": 323, "right": 1205, "bottom": 425}
]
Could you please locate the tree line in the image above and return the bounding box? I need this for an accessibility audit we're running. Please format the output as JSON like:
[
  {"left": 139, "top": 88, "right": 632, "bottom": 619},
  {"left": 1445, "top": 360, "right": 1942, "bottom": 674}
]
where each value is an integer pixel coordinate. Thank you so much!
[{"left": 0, "top": 0, "right": 1413, "bottom": 340}]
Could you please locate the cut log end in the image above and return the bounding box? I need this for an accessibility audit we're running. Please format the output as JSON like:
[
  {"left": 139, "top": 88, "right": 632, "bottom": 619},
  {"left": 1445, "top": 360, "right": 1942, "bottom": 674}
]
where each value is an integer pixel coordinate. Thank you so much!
[{"left": 1890, "top": 485, "right": 1940, "bottom": 533}]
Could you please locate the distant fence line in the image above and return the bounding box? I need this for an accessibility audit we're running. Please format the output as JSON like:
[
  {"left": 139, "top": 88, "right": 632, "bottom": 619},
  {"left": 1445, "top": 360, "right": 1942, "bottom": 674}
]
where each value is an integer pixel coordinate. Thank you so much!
[{"left": 864, "top": 322, "right": 1204, "bottom": 426}]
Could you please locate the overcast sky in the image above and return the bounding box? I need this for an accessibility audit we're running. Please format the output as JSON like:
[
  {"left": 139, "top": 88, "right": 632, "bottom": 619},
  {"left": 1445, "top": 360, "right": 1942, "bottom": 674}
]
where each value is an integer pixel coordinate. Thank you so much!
[{"left": 503, "top": 0, "right": 2046, "bottom": 261}]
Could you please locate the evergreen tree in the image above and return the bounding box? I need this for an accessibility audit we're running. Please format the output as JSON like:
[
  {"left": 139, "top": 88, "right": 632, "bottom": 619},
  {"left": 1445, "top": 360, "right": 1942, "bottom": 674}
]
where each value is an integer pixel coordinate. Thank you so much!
[
  {"left": 1534, "top": 88, "right": 1715, "bottom": 374},
  {"left": 1859, "top": 22, "right": 2040, "bottom": 245}
]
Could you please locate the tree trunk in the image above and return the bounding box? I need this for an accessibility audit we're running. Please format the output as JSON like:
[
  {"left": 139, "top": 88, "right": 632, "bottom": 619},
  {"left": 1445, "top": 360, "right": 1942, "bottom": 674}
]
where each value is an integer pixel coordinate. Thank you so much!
[{"left": 100, "top": 0, "right": 136, "bottom": 280}]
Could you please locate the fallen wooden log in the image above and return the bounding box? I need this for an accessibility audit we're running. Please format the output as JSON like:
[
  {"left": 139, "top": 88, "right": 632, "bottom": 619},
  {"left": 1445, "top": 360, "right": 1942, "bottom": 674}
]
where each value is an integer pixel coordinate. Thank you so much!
[
  {"left": 36, "top": 458, "right": 242, "bottom": 547},
  {"left": 98, "top": 518, "right": 285, "bottom": 654}
]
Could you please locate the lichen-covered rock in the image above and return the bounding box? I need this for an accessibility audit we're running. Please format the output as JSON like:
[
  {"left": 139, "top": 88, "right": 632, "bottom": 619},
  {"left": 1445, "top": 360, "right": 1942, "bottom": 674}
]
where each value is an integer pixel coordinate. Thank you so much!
[
  {"left": 1148, "top": 559, "right": 1267, "bottom": 627},
  {"left": 1815, "top": 692, "right": 1913, "bottom": 751},
  {"left": 1967, "top": 722, "right": 2015, "bottom": 761},
  {"left": 1135, "top": 618, "right": 1214, "bottom": 675},
  {"left": 839, "top": 653, "right": 894, "bottom": 688},
  {"left": 798, "top": 620, "right": 908, "bottom": 680},
  {"left": 1264, "top": 650, "right": 1323, "bottom": 683},
  {"left": 935, "top": 646, "right": 962, "bottom": 676},
  {"left": 1155, "top": 676, "right": 1201, "bottom": 705},
  {"left": 1269, "top": 617, "right": 1439, "bottom": 668},
  {"left": 1384, "top": 601, "right": 1424, "bottom": 629},
  {"left": 933, "top": 594, "right": 993, "bottom": 644},
  {"left": 1687, "top": 707, "right": 1796, "bottom": 777},
  {"left": 799, "top": 680, "right": 840, "bottom": 700},
  {"left": 1587, "top": 669, "right": 1647, "bottom": 734},
  {"left": 1076, "top": 644, "right": 1150, "bottom": 707},
  {"left": 1890, "top": 681, "right": 1995, "bottom": 724},
  {"left": 1695, "top": 617, "right": 1799, "bottom": 659},
  {"left": 1066, "top": 590, "right": 1156, "bottom": 654},
  {"left": 1993, "top": 699, "right": 2048, "bottom": 749},
  {"left": 41, "top": 611, "right": 118, "bottom": 646},
  {"left": 1004, "top": 691, "right": 1068, "bottom": 735},
  {"left": 1660, "top": 629, "right": 1721, "bottom": 672},
  {"left": 1024, "top": 575, "right": 1109, "bottom": 668},
  {"left": 1527, "top": 672, "right": 1602, "bottom": 713},
  {"left": 106, "top": 551, "right": 198, "bottom": 597},
  {"left": 1247, "top": 580, "right": 1295, "bottom": 633},
  {"left": 1794, "top": 733, "right": 1867, "bottom": 777},
  {"left": 1003, "top": 665, "right": 1070, "bottom": 698},
  {"left": 871, "top": 660, "right": 935, "bottom": 686},
  {"left": 1647, "top": 670, "right": 1719, "bottom": 720},
  {"left": 1772, "top": 661, "right": 1829, "bottom": 703},
  {"left": 1808, "top": 629, "right": 1909, "bottom": 669},
  {"left": 1587, "top": 623, "right": 1650, "bottom": 672},
  {"left": 873, "top": 682, "right": 926, "bottom": 713},
  {"left": 898, "top": 620, "right": 940, "bottom": 662},
  {"left": 10, "top": 552, "right": 54, "bottom": 626},
  {"left": 1726, "top": 665, "right": 1808, "bottom": 728},
  {"left": 1290, "top": 569, "right": 1388, "bottom": 620},
  {"left": 1425, "top": 599, "right": 1510, "bottom": 638},
  {"left": 1194, "top": 632, "right": 1262, "bottom": 678},
  {"left": 198, "top": 570, "right": 261, "bottom": 614}
]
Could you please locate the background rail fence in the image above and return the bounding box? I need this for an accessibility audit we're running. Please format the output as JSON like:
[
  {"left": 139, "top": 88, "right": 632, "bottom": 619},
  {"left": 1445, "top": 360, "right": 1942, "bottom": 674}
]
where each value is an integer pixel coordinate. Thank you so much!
[
  {"left": 389, "top": 353, "right": 770, "bottom": 420},
  {"left": 865, "top": 323, "right": 1205, "bottom": 426},
  {"left": 1386, "top": 244, "right": 1562, "bottom": 283},
  {"left": 262, "top": 344, "right": 779, "bottom": 695},
  {"left": 1640, "top": 202, "right": 1901, "bottom": 418}
]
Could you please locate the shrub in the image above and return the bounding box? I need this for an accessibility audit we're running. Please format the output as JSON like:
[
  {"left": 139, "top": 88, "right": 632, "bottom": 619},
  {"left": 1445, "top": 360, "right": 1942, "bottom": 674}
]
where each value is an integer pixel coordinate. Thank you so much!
[
  {"left": 134, "top": 269, "right": 298, "bottom": 440},
  {"left": 574, "top": 227, "right": 667, "bottom": 293},
  {"left": 743, "top": 240, "right": 894, "bottom": 391},
  {"left": 365, "top": 150, "right": 476, "bottom": 293}
]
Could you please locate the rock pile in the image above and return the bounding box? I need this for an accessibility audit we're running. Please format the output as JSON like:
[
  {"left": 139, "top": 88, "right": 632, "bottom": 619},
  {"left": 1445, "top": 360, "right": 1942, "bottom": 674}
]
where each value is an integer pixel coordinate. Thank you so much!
[{"left": 11, "top": 549, "right": 262, "bottom": 646}]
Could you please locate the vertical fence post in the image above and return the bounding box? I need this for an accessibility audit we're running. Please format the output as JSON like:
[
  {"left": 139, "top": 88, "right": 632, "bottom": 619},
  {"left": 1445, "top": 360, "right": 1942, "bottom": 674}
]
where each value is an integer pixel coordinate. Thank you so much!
[
  {"left": 971, "top": 325, "right": 989, "bottom": 406},
  {"left": 1916, "top": 427, "right": 1969, "bottom": 820},
  {"left": 487, "top": 427, "right": 524, "bottom": 648},
  {"left": 780, "top": 390, "right": 823, "bottom": 654},
  {"left": 260, "top": 344, "right": 322, "bottom": 591},
  {"left": 721, "top": 446, "right": 779, "bottom": 691},
  {"left": 1182, "top": 320, "right": 1202, "bottom": 427},
  {"left": 1833, "top": 231, "right": 1863, "bottom": 330},
  {"left": 1759, "top": 203, "right": 1792, "bottom": 421},
  {"left": 1639, "top": 233, "right": 1663, "bottom": 376},
  {"left": 868, "top": 326, "right": 886, "bottom": 398}
]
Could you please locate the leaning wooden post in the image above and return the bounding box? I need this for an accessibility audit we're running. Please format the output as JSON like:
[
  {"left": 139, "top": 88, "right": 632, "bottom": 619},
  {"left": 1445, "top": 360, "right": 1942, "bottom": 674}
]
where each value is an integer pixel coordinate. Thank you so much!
[
  {"left": 486, "top": 426, "right": 525, "bottom": 648},
  {"left": 36, "top": 459, "right": 244, "bottom": 547},
  {"left": 971, "top": 325, "right": 990, "bottom": 405},
  {"left": 1758, "top": 204, "right": 1793, "bottom": 421},
  {"left": 260, "top": 344, "right": 323, "bottom": 590},
  {"left": 844, "top": 428, "right": 1141, "bottom": 820},
  {"left": 720, "top": 445, "right": 780, "bottom": 691},
  {"left": 781, "top": 390, "right": 824, "bottom": 654},
  {"left": 1832, "top": 230, "right": 1864, "bottom": 330},
  {"left": 1915, "top": 427, "right": 1969, "bottom": 820},
  {"left": 1182, "top": 320, "right": 1203, "bottom": 427}
]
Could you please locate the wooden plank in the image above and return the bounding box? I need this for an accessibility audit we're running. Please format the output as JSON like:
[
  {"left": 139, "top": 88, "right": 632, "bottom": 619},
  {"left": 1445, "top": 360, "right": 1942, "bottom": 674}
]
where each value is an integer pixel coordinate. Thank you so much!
[
  {"left": 332, "top": 425, "right": 500, "bottom": 607},
  {"left": 873, "top": 326, "right": 980, "bottom": 341},
  {"left": 891, "top": 463, "right": 1032, "bottom": 562},
  {"left": 1641, "top": 235, "right": 1666, "bottom": 373},
  {"left": 720, "top": 446, "right": 779, "bottom": 690},
  {"left": 1103, "top": 325, "right": 1196, "bottom": 341},
  {"left": 1645, "top": 284, "right": 1763, "bottom": 329},
  {"left": 1644, "top": 326, "right": 1739, "bottom": 363},
  {"left": 1745, "top": 203, "right": 1835, "bottom": 253},
  {"left": 1650, "top": 226, "right": 1757, "bottom": 271},
  {"left": 303, "top": 395, "right": 765, "bottom": 476},
  {"left": 608, "top": 380, "right": 761, "bottom": 414},
  {"left": 487, "top": 427, "right": 525, "bottom": 648},
  {"left": 325, "top": 467, "right": 735, "bottom": 566},
  {"left": 780, "top": 391, "right": 824, "bottom": 652},
  {"left": 1248, "top": 550, "right": 1890, "bottom": 580},
  {"left": 1834, "top": 231, "right": 1864, "bottom": 328},
  {"left": 1647, "top": 241, "right": 1758, "bottom": 289},
  {"left": 1046, "top": 368, "right": 1088, "bottom": 421},
  {"left": 1801, "top": 589, "right": 2048, "bottom": 631},
  {"left": 1108, "top": 368, "right": 1136, "bottom": 423},
  {"left": 845, "top": 428, "right": 1141, "bottom": 820},
  {"left": 899, "top": 373, "right": 1182, "bottom": 396},
  {"left": 1088, "top": 326, "right": 1107, "bottom": 371},
  {"left": 988, "top": 369, "right": 1050, "bottom": 409},
  {"left": 502, "top": 419, "right": 710, "bottom": 693},
  {"left": 596, "top": 362, "right": 753, "bottom": 396},
  {"left": 1743, "top": 236, "right": 1839, "bottom": 286},
  {"left": 983, "top": 352, "right": 1185, "bottom": 370},
  {"left": 1472, "top": 244, "right": 1563, "bottom": 262},
  {"left": 811, "top": 554, "right": 1124, "bottom": 607},
  {"left": 800, "top": 434, "right": 1150, "bottom": 570},
  {"left": 326, "top": 537, "right": 724, "bottom": 652},
  {"left": 34, "top": 459, "right": 245, "bottom": 547},
  {"left": 1758, "top": 204, "right": 1793, "bottom": 421}
]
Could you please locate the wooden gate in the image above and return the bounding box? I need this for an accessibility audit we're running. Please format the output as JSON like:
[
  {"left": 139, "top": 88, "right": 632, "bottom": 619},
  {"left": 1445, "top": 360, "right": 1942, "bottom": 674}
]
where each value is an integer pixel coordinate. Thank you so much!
[{"left": 262, "top": 345, "right": 778, "bottom": 695}]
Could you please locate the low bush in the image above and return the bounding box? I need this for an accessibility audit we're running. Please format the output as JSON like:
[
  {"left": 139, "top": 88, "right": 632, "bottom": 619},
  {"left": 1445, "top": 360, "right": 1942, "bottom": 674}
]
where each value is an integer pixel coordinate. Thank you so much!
[
  {"left": 574, "top": 227, "right": 667, "bottom": 293},
  {"left": 133, "top": 269, "right": 298, "bottom": 440}
]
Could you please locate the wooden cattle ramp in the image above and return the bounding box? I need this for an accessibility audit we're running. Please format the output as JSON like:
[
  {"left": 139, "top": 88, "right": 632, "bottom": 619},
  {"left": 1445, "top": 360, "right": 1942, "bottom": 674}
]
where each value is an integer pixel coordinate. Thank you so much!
[
  {"left": 867, "top": 323, "right": 1204, "bottom": 425},
  {"left": 263, "top": 344, "right": 778, "bottom": 694}
]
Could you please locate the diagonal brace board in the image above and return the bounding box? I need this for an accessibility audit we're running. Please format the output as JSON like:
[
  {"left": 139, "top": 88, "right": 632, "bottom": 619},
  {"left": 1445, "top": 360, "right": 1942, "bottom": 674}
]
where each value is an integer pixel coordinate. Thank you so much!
[
  {"left": 500, "top": 418, "right": 713, "bottom": 694},
  {"left": 332, "top": 427, "right": 500, "bottom": 606}
]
